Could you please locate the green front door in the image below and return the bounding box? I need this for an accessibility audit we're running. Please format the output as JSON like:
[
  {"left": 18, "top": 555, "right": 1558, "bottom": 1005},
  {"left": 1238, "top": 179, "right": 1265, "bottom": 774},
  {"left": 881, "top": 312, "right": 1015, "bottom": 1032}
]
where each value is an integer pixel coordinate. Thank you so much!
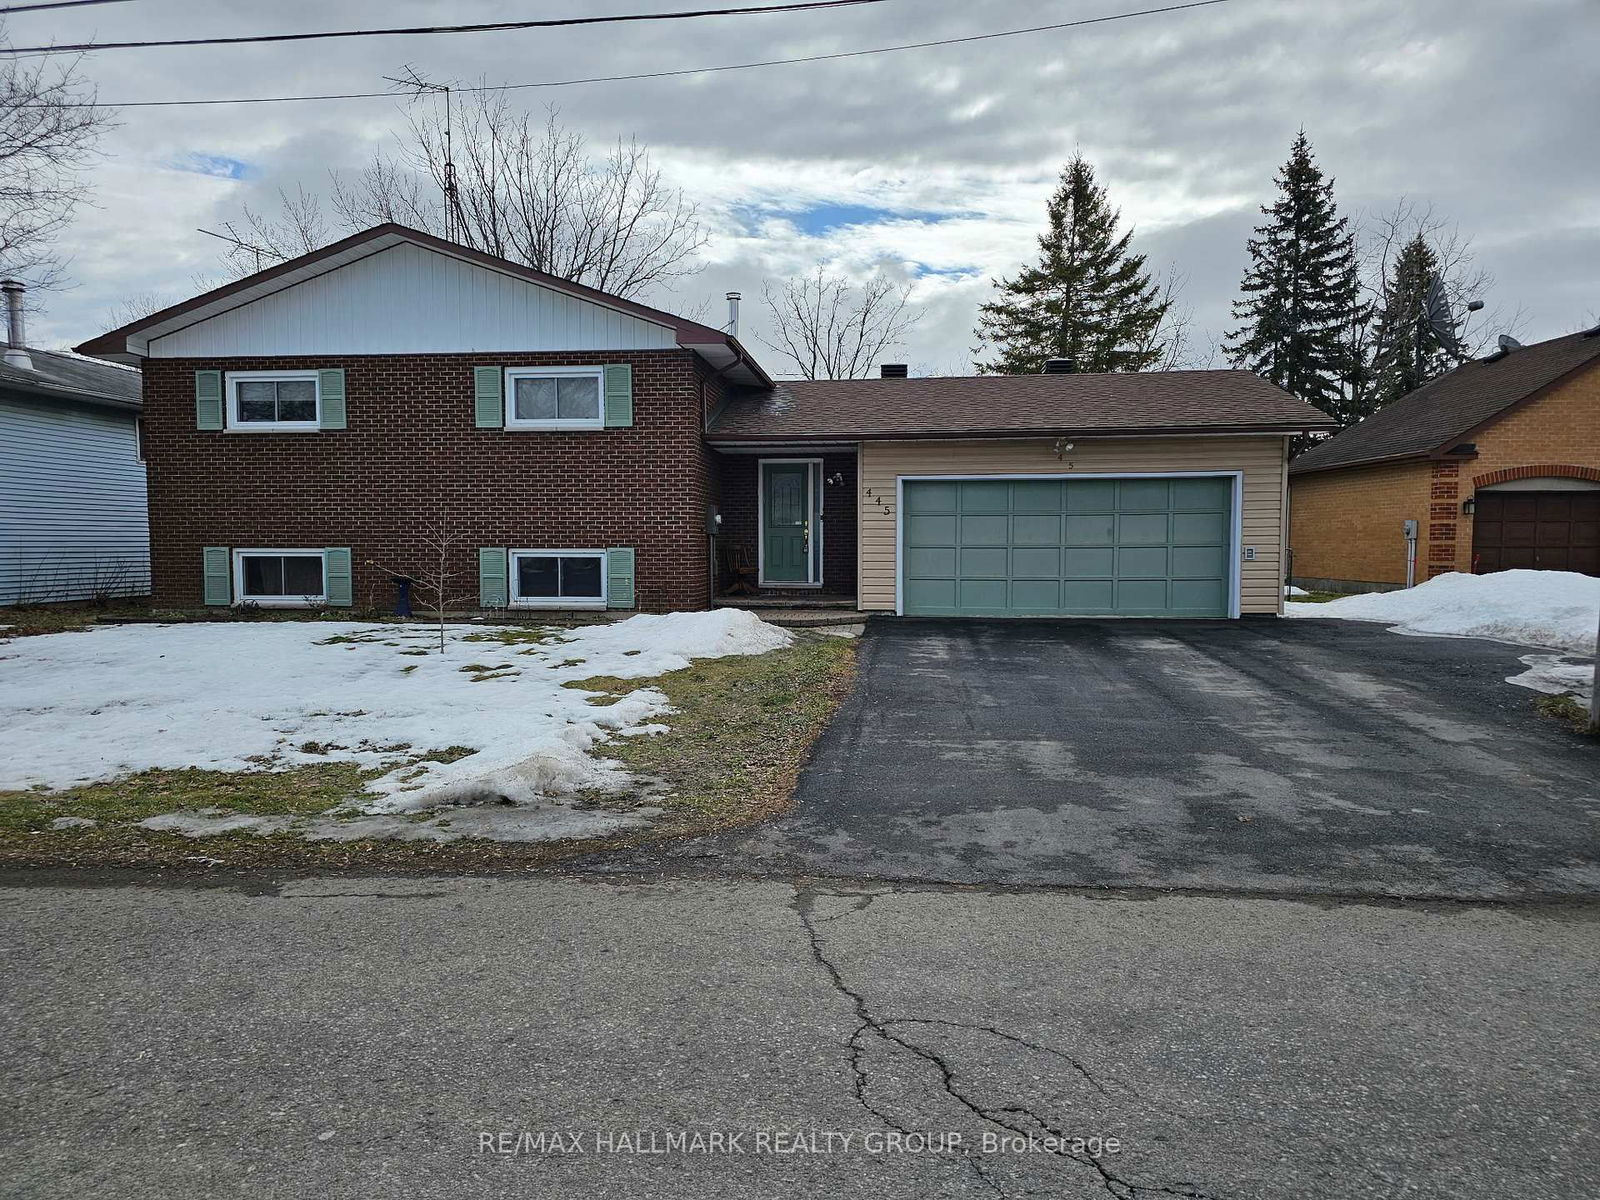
[
  {"left": 762, "top": 461, "right": 814, "bottom": 584},
  {"left": 902, "top": 476, "right": 1233, "bottom": 617}
]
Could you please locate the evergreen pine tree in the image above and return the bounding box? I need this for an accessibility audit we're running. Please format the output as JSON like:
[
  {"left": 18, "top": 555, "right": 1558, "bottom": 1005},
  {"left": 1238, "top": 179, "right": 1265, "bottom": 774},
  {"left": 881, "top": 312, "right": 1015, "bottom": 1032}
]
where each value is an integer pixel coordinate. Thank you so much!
[
  {"left": 1363, "top": 232, "right": 1452, "bottom": 416},
  {"left": 1224, "top": 132, "right": 1363, "bottom": 421},
  {"left": 975, "top": 155, "right": 1170, "bottom": 374}
]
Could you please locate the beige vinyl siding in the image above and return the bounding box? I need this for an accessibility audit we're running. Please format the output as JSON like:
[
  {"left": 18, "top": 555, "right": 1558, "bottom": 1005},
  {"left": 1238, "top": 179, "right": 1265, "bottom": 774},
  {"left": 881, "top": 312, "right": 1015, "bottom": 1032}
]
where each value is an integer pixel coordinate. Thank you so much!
[{"left": 858, "top": 436, "right": 1290, "bottom": 616}]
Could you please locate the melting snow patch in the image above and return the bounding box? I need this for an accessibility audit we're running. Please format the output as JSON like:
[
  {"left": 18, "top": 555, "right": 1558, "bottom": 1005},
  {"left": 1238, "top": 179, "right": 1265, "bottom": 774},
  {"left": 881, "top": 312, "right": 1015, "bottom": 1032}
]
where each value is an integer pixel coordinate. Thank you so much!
[
  {"left": 1286, "top": 569, "right": 1598, "bottom": 654},
  {"left": 1506, "top": 654, "right": 1594, "bottom": 702},
  {"left": 0, "top": 610, "right": 792, "bottom": 837}
]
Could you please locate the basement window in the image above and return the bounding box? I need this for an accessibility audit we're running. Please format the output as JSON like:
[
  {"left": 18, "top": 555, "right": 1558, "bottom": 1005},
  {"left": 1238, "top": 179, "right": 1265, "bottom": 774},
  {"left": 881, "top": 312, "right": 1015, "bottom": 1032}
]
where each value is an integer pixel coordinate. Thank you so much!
[
  {"left": 509, "top": 550, "right": 606, "bottom": 608},
  {"left": 228, "top": 370, "right": 320, "bottom": 431},
  {"left": 505, "top": 366, "right": 603, "bottom": 430},
  {"left": 233, "top": 550, "right": 327, "bottom": 607}
]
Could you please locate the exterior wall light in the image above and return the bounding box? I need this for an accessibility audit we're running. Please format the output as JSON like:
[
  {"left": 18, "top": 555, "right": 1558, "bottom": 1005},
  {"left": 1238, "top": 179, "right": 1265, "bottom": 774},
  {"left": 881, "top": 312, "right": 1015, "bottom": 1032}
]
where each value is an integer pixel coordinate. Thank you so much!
[{"left": 1462, "top": 496, "right": 1476, "bottom": 516}]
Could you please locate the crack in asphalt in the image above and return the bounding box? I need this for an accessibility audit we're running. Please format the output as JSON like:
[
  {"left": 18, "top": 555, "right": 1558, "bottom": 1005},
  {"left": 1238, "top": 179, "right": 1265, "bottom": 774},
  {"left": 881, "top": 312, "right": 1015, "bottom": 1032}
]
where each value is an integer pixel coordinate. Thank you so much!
[{"left": 790, "top": 881, "right": 1218, "bottom": 1200}]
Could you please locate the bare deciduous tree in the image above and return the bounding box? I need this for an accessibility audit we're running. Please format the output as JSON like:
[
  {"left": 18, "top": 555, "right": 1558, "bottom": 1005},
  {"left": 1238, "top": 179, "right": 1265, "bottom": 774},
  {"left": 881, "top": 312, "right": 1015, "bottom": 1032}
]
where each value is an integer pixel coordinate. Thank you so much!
[
  {"left": 215, "top": 94, "right": 705, "bottom": 299},
  {"left": 0, "top": 27, "right": 113, "bottom": 290},
  {"left": 759, "top": 267, "right": 917, "bottom": 380},
  {"left": 215, "top": 185, "right": 329, "bottom": 279},
  {"left": 1128, "top": 268, "right": 1199, "bottom": 371},
  {"left": 367, "top": 513, "right": 475, "bottom": 654},
  {"left": 1343, "top": 198, "right": 1528, "bottom": 418}
]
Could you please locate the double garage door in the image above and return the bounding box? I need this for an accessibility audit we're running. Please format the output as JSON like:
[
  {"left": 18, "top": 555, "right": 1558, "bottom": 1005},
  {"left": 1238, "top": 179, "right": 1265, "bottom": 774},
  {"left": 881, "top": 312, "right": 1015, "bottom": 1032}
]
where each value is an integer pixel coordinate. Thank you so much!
[{"left": 901, "top": 476, "right": 1235, "bottom": 618}]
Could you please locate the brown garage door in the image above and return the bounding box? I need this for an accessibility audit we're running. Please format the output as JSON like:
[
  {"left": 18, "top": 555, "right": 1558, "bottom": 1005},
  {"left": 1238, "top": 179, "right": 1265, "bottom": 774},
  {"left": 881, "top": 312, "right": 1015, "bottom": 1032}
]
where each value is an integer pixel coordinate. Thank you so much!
[{"left": 1473, "top": 491, "right": 1599, "bottom": 575}]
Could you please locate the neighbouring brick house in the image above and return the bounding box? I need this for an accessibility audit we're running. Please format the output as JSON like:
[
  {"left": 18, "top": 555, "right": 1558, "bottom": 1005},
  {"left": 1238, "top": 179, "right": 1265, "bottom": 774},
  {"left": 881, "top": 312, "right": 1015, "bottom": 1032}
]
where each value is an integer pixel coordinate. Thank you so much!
[
  {"left": 1289, "top": 328, "right": 1600, "bottom": 592},
  {"left": 79, "top": 224, "right": 1333, "bottom": 620}
]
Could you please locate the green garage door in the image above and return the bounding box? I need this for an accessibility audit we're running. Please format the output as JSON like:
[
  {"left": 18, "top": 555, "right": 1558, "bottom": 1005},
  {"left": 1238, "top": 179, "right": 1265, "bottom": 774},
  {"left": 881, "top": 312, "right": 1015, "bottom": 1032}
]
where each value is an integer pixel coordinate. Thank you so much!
[{"left": 902, "top": 477, "right": 1233, "bottom": 617}]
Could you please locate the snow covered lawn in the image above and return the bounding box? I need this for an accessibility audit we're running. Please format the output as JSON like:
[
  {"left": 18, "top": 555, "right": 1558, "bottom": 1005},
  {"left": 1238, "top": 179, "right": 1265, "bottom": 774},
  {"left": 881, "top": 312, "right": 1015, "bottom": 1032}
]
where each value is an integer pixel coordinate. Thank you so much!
[
  {"left": 1287, "top": 569, "right": 1596, "bottom": 701},
  {"left": 0, "top": 610, "right": 795, "bottom": 843}
]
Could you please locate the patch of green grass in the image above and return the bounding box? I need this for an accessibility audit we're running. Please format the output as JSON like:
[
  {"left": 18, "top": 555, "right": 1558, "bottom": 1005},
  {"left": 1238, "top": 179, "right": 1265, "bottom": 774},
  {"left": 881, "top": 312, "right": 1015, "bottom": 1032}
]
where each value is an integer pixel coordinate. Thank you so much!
[
  {"left": 1535, "top": 693, "right": 1598, "bottom": 736},
  {"left": 0, "top": 762, "right": 377, "bottom": 838},
  {"left": 412, "top": 745, "right": 477, "bottom": 765},
  {"left": 460, "top": 628, "right": 560, "bottom": 646},
  {"left": 569, "top": 633, "right": 857, "bottom": 826}
]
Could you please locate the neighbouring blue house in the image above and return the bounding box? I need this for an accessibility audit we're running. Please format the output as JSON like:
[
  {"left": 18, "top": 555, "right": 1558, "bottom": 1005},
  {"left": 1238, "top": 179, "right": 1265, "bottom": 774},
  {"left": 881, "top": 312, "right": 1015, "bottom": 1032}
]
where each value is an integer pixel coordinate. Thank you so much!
[{"left": 0, "top": 281, "right": 148, "bottom": 607}]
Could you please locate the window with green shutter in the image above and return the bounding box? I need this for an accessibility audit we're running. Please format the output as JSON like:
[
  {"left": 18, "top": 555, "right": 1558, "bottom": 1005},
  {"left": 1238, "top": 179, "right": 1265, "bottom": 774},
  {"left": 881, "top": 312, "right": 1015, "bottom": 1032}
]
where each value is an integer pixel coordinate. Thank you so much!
[
  {"left": 195, "top": 371, "right": 224, "bottom": 430},
  {"left": 603, "top": 363, "right": 633, "bottom": 428},
  {"left": 606, "top": 547, "right": 635, "bottom": 609},
  {"left": 318, "top": 369, "right": 347, "bottom": 430},
  {"left": 474, "top": 367, "right": 503, "bottom": 428},
  {"left": 324, "top": 547, "right": 353, "bottom": 606},
  {"left": 478, "top": 547, "right": 508, "bottom": 607},
  {"left": 202, "top": 546, "right": 231, "bottom": 605}
]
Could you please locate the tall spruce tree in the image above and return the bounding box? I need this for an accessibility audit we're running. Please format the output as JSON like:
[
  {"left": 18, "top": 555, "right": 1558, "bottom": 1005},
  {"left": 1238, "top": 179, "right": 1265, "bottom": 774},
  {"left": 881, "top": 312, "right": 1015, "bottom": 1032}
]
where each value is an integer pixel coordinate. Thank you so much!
[
  {"left": 975, "top": 155, "right": 1170, "bottom": 374},
  {"left": 1224, "top": 132, "right": 1363, "bottom": 421},
  {"left": 1363, "top": 232, "right": 1452, "bottom": 416}
]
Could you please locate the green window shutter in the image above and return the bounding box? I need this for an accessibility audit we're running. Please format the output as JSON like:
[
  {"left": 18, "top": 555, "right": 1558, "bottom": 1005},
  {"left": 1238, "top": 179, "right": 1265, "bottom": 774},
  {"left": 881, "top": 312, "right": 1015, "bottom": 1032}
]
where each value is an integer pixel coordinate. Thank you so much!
[
  {"left": 318, "top": 369, "right": 347, "bottom": 430},
  {"left": 474, "top": 366, "right": 503, "bottom": 428},
  {"left": 202, "top": 547, "right": 231, "bottom": 606},
  {"left": 195, "top": 370, "right": 223, "bottom": 430},
  {"left": 324, "top": 548, "right": 353, "bottom": 607},
  {"left": 603, "top": 363, "right": 633, "bottom": 428},
  {"left": 479, "top": 547, "right": 508, "bottom": 608},
  {"left": 606, "top": 547, "right": 636, "bottom": 610}
]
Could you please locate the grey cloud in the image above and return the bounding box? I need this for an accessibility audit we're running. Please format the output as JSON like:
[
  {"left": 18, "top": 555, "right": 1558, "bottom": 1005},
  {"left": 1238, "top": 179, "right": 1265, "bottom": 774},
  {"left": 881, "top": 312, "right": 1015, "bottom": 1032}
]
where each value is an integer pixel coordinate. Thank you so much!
[{"left": 22, "top": 0, "right": 1596, "bottom": 358}]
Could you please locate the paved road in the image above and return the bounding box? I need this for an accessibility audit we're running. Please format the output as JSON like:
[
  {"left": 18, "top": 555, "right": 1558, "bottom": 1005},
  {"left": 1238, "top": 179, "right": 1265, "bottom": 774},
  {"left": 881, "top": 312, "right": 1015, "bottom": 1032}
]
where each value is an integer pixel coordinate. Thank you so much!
[
  {"left": 597, "top": 619, "right": 1600, "bottom": 899},
  {"left": 3, "top": 874, "right": 1597, "bottom": 1200}
]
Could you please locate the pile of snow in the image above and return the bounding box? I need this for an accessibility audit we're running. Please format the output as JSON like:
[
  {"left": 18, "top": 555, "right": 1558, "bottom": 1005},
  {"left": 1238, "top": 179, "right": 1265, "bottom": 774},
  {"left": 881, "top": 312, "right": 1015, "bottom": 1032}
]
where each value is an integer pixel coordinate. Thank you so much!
[
  {"left": 1284, "top": 585, "right": 1309, "bottom": 598},
  {"left": 1286, "top": 569, "right": 1598, "bottom": 654},
  {"left": 0, "top": 609, "right": 793, "bottom": 812},
  {"left": 549, "top": 608, "right": 792, "bottom": 678}
]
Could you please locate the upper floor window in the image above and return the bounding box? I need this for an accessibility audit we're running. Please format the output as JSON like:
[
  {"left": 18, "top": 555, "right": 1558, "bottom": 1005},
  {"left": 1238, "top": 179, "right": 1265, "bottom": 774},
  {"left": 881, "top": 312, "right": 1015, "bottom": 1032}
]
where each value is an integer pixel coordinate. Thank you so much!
[
  {"left": 505, "top": 366, "right": 603, "bottom": 430},
  {"left": 228, "top": 370, "right": 320, "bottom": 432}
]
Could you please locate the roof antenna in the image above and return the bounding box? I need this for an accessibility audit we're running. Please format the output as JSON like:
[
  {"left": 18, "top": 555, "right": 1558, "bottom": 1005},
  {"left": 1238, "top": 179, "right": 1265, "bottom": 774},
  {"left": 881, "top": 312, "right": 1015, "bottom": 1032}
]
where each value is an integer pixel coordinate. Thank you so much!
[
  {"left": 386, "top": 66, "right": 465, "bottom": 244},
  {"left": 197, "top": 226, "right": 285, "bottom": 274}
]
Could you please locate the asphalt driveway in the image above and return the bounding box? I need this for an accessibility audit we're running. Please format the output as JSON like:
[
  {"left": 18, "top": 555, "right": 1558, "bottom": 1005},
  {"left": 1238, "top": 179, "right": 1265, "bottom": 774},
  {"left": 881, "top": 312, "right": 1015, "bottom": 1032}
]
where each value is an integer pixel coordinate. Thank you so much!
[{"left": 613, "top": 618, "right": 1599, "bottom": 898}]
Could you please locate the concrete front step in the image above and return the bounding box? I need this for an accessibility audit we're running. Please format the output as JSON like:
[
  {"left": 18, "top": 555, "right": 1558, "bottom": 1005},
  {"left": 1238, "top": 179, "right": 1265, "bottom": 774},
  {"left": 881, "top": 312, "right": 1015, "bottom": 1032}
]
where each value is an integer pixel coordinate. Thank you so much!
[
  {"left": 733, "top": 608, "right": 865, "bottom": 628},
  {"left": 712, "top": 596, "right": 858, "bottom": 610}
]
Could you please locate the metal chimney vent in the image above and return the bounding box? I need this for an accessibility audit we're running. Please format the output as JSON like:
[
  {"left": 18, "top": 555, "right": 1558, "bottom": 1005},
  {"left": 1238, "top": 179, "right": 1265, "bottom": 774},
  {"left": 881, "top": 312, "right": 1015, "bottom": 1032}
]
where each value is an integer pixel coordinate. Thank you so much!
[
  {"left": 879, "top": 363, "right": 908, "bottom": 379},
  {"left": 1043, "top": 358, "right": 1076, "bottom": 375},
  {"left": 1, "top": 279, "right": 31, "bottom": 371}
]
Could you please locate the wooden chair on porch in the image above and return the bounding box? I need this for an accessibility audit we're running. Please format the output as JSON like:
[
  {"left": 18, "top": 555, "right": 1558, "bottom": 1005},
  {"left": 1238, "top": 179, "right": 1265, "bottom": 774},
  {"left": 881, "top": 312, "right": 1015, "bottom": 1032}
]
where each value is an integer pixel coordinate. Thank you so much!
[{"left": 721, "top": 543, "right": 759, "bottom": 597}]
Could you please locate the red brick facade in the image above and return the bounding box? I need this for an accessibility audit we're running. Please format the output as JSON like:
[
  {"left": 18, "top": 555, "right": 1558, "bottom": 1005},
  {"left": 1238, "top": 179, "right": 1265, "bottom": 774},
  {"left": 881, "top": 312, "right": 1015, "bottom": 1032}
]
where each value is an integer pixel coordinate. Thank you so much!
[
  {"left": 142, "top": 349, "right": 719, "bottom": 612},
  {"left": 1290, "top": 362, "right": 1600, "bottom": 587}
]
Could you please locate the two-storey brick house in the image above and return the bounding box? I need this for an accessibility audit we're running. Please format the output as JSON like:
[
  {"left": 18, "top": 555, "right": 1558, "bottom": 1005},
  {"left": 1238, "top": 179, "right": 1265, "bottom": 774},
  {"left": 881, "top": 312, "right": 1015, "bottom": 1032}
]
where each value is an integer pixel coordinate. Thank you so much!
[{"left": 80, "top": 224, "right": 1333, "bottom": 620}]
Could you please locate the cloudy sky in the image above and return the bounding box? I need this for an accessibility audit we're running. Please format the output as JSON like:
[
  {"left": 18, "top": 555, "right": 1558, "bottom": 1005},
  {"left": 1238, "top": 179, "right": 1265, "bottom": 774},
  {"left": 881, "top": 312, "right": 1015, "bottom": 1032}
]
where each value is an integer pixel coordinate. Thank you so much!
[{"left": 14, "top": 0, "right": 1599, "bottom": 375}]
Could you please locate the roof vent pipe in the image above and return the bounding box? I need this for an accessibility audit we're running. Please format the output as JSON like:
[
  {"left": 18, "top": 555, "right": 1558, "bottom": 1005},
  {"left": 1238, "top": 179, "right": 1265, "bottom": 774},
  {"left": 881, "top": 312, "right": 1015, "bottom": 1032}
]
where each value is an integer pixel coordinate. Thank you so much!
[
  {"left": 1043, "top": 357, "right": 1075, "bottom": 374},
  {"left": 725, "top": 291, "right": 741, "bottom": 338},
  {"left": 1, "top": 279, "right": 31, "bottom": 371},
  {"left": 880, "top": 363, "right": 908, "bottom": 378}
]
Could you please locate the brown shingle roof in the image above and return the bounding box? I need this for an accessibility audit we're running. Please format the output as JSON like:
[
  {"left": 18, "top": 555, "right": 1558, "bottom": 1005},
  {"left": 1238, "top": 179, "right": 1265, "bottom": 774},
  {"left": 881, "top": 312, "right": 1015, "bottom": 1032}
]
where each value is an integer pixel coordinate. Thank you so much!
[
  {"left": 706, "top": 370, "right": 1333, "bottom": 441},
  {"left": 1291, "top": 329, "right": 1600, "bottom": 475}
]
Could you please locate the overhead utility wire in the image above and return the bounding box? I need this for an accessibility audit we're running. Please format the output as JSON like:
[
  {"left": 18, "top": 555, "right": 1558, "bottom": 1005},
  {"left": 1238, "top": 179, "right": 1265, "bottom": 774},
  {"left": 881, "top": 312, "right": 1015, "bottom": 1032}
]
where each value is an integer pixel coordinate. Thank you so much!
[
  {"left": 0, "top": 0, "right": 888, "bottom": 55},
  {"left": 0, "top": 0, "right": 135, "bottom": 12},
  {"left": 45, "top": 0, "right": 1239, "bottom": 108}
]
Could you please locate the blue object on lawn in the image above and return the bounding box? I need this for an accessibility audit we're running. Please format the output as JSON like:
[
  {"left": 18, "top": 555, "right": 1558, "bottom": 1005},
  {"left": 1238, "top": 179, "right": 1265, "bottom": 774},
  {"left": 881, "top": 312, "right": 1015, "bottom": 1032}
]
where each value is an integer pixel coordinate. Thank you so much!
[{"left": 394, "top": 576, "right": 413, "bottom": 617}]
